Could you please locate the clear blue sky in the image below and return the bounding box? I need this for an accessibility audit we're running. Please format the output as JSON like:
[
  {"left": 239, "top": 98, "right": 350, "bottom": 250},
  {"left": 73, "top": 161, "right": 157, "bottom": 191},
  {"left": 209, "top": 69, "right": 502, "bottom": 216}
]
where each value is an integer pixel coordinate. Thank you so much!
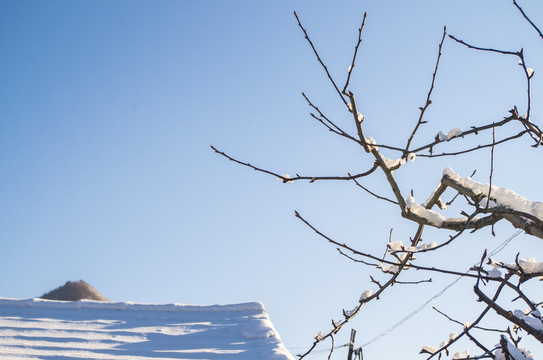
[{"left": 1, "top": 1, "right": 542, "bottom": 359}]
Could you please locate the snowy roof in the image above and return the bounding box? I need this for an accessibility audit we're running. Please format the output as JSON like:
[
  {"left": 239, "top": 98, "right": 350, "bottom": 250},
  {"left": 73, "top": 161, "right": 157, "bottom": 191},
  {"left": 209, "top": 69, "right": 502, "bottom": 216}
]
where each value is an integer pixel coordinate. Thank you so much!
[{"left": 0, "top": 297, "right": 294, "bottom": 360}]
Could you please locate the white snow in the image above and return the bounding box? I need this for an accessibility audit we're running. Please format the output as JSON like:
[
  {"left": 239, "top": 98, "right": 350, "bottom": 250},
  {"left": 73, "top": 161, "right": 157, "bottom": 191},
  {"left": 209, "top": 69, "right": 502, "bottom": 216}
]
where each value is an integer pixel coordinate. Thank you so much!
[
  {"left": 406, "top": 196, "right": 445, "bottom": 225},
  {"left": 513, "top": 309, "right": 543, "bottom": 332},
  {"left": 277, "top": 174, "right": 294, "bottom": 183},
  {"left": 407, "top": 152, "right": 416, "bottom": 162},
  {"left": 519, "top": 258, "right": 543, "bottom": 274},
  {"left": 420, "top": 345, "right": 438, "bottom": 354},
  {"left": 495, "top": 337, "right": 533, "bottom": 360},
  {"left": 527, "top": 68, "right": 534, "bottom": 77},
  {"left": 390, "top": 241, "right": 437, "bottom": 253},
  {"left": 437, "top": 128, "right": 462, "bottom": 142},
  {"left": 453, "top": 350, "right": 469, "bottom": 359},
  {"left": 379, "top": 263, "right": 400, "bottom": 274},
  {"left": 406, "top": 196, "right": 448, "bottom": 227},
  {"left": 381, "top": 155, "right": 405, "bottom": 170},
  {"left": 344, "top": 306, "right": 358, "bottom": 317},
  {"left": 365, "top": 137, "right": 378, "bottom": 151},
  {"left": 357, "top": 112, "right": 364, "bottom": 122},
  {"left": 443, "top": 167, "right": 543, "bottom": 223},
  {"left": 359, "top": 290, "right": 372, "bottom": 301},
  {"left": 388, "top": 241, "right": 405, "bottom": 253},
  {"left": 487, "top": 268, "right": 502, "bottom": 278},
  {"left": 0, "top": 297, "right": 294, "bottom": 360}
]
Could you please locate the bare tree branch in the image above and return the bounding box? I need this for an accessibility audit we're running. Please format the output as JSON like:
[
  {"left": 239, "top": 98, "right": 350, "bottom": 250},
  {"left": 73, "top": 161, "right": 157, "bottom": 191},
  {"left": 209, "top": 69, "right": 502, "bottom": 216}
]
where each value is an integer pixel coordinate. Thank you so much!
[
  {"left": 405, "top": 26, "right": 447, "bottom": 152},
  {"left": 512, "top": 0, "right": 543, "bottom": 40},
  {"left": 210, "top": 145, "right": 378, "bottom": 183},
  {"left": 294, "top": 11, "right": 349, "bottom": 107},
  {"left": 342, "top": 13, "right": 367, "bottom": 95},
  {"left": 448, "top": 35, "right": 520, "bottom": 56}
]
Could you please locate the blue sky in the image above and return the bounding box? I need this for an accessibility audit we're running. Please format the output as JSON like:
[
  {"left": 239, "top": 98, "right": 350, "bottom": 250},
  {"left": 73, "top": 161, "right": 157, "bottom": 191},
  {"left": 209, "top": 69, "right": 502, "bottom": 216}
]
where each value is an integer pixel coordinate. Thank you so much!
[{"left": 1, "top": 1, "right": 543, "bottom": 359}]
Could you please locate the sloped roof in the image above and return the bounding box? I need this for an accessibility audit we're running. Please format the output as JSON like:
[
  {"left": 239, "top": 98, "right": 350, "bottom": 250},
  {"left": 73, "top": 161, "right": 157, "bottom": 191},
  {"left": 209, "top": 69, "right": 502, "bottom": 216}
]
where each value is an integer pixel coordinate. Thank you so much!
[{"left": 0, "top": 297, "right": 294, "bottom": 360}]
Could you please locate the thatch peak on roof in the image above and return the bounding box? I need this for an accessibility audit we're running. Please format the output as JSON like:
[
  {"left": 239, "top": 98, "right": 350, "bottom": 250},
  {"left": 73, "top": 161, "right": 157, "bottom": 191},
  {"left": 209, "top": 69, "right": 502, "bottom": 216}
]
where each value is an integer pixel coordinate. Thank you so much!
[{"left": 40, "top": 280, "right": 109, "bottom": 302}]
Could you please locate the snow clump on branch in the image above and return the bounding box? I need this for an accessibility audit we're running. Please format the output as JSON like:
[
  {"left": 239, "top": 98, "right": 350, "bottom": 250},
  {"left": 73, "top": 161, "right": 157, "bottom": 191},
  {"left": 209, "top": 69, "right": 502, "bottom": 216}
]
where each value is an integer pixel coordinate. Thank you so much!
[
  {"left": 518, "top": 258, "right": 543, "bottom": 274},
  {"left": 381, "top": 155, "right": 405, "bottom": 171},
  {"left": 365, "top": 137, "right": 378, "bottom": 152},
  {"left": 495, "top": 337, "right": 533, "bottom": 360},
  {"left": 452, "top": 351, "right": 469, "bottom": 359},
  {"left": 487, "top": 268, "right": 502, "bottom": 278},
  {"left": 388, "top": 240, "right": 436, "bottom": 253},
  {"left": 359, "top": 289, "right": 372, "bottom": 301},
  {"left": 277, "top": 174, "right": 294, "bottom": 183},
  {"left": 443, "top": 167, "right": 543, "bottom": 223},
  {"left": 437, "top": 128, "right": 462, "bottom": 142},
  {"left": 513, "top": 309, "right": 543, "bottom": 332}
]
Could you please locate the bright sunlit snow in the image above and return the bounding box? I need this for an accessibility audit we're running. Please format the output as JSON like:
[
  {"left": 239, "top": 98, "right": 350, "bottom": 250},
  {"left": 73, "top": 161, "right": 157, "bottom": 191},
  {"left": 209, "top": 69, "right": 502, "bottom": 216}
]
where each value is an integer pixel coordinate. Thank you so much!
[
  {"left": 443, "top": 167, "right": 543, "bottom": 222},
  {"left": 0, "top": 297, "right": 294, "bottom": 360}
]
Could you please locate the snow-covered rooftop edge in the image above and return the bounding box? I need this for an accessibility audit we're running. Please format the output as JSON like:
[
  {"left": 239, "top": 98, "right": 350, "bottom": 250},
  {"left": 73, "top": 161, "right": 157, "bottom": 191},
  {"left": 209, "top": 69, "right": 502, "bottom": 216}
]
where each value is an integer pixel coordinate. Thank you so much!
[
  {"left": 0, "top": 296, "right": 265, "bottom": 313},
  {"left": 0, "top": 297, "right": 295, "bottom": 360}
]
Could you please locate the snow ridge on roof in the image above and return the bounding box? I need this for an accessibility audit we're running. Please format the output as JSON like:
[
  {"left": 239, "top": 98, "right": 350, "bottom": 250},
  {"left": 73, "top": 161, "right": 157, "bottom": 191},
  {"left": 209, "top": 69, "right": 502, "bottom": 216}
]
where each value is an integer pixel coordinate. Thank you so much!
[
  {"left": 0, "top": 297, "right": 294, "bottom": 360},
  {"left": 0, "top": 296, "right": 265, "bottom": 313}
]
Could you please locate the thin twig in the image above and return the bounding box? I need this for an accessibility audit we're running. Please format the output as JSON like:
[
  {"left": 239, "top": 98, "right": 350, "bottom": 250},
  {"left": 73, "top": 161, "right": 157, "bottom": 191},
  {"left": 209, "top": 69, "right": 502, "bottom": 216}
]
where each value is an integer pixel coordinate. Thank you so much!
[
  {"left": 303, "top": 92, "right": 353, "bottom": 139},
  {"left": 342, "top": 13, "right": 368, "bottom": 94},
  {"left": 432, "top": 307, "right": 507, "bottom": 333},
  {"left": 328, "top": 334, "right": 334, "bottom": 360},
  {"left": 474, "top": 283, "right": 543, "bottom": 342},
  {"left": 337, "top": 248, "right": 378, "bottom": 266},
  {"left": 416, "top": 131, "right": 528, "bottom": 158},
  {"left": 351, "top": 175, "right": 399, "bottom": 205},
  {"left": 211, "top": 145, "right": 378, "bottom": 183},
  {"left": 449, "top": 35, "right": 520, "bottom": 56},
  {"left": 512, "top": 0, "right": 543, "bottom": 40},
  {"left": 294, "top": 11, "right": 348, "bottom": 107},
  {"left": 486, "top": 127, "right": 495, "bottom": 210},
  {"left": 428, "top": 282, "right": 508, "bottom": 360},
  {"left": 347, "top": 92, "right": 370, "bottom": 152},
  {"left": 406, "top": 26, "right": 447, "bottom": 152},
  {"left": 410, "top": 115, "right": 518, "bottom": 154}
]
